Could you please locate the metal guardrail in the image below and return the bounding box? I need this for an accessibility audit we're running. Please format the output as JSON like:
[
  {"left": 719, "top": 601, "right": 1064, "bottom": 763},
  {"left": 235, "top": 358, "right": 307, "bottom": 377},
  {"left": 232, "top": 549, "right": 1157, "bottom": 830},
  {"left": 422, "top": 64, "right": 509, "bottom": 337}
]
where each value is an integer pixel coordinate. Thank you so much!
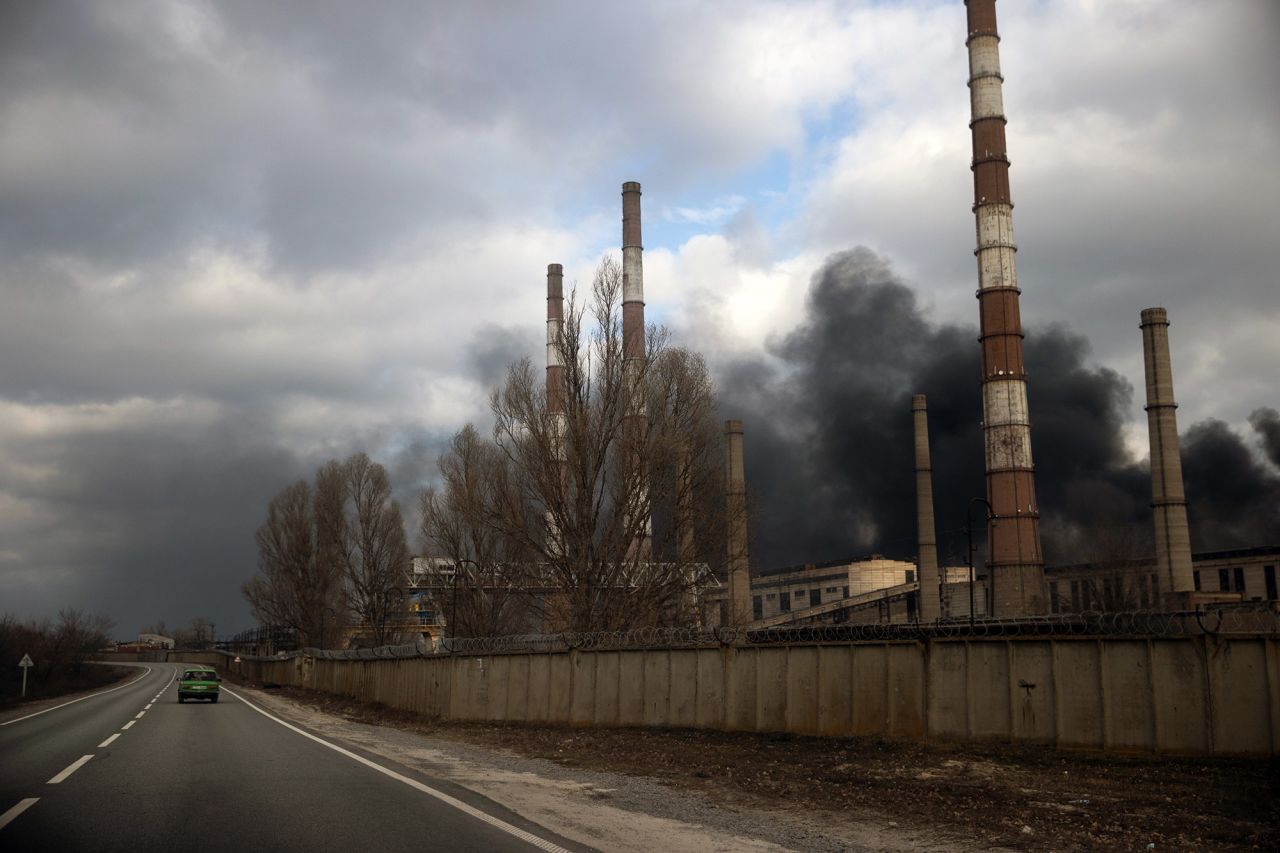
[{"left": 219, "top": 604, "right": 1280, "bottom": 663}]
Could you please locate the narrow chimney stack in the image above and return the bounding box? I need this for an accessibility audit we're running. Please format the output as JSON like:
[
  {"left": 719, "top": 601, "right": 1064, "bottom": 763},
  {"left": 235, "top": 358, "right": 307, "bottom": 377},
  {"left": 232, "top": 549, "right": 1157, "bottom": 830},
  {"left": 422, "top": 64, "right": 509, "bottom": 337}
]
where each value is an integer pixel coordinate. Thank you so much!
[
  {"left": 546, "top": 264, "right": 567, "bottom": 553},
  {"left": 965, "top": 0, "right": 1046, "bottom": 615},
  {"left": 622, "top": 181, "right": 652, "bottom": 560},
  {"left": 724, "top": 420, "right": 752, "bottom": 625},
  {"left": 546, "top": 263, "right": 565, "bottom": 418},
  {"left": 912, "top": 395, "right": 942, "bottom": 621},
  {"left": 1141, "top": 307, "right": 1195, "bottom": 597}
]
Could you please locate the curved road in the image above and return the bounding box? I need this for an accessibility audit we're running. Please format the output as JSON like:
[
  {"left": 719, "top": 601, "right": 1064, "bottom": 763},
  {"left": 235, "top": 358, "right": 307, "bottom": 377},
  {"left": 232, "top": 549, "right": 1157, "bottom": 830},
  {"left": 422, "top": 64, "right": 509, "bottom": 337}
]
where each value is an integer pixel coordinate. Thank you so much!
[{"left": 0, "top": 663, "right": 583, "bottom": 851}]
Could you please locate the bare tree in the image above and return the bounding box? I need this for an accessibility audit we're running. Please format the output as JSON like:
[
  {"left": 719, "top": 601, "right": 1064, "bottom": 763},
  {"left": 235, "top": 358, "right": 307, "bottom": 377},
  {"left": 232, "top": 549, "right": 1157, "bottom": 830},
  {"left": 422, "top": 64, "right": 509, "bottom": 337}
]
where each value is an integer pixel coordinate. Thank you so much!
[
  {"left": 331, "top": 453, "right": 411, "bottom": 647},
  {"left": 420, "top": 425, "right": 534, "bottom": 637},
  {"left": 243, "top": 479, "right": 345, "bottom": 646},
  {"left": 426, "top": 257, "right": 731, "bottom": 633}
]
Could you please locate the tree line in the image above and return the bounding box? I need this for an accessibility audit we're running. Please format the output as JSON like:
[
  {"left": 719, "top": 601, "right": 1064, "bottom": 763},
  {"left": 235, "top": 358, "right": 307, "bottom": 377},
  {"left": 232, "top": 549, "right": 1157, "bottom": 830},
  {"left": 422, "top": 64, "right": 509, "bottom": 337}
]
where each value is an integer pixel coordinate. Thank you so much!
[
  {"left": 243, "top": 257, "right": 739, "bottom": 645},
  {"left": 0, "top": 609, "right": 116, "bottom": 704}
]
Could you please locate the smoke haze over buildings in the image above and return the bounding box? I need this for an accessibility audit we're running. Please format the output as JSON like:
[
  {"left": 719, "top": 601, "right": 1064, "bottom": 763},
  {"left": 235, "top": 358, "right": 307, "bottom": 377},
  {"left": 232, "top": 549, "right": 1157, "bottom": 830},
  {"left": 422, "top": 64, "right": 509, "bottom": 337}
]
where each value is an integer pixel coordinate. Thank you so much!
[{"left": 717, "top": 249, "right": 1280, "bottom": 572}]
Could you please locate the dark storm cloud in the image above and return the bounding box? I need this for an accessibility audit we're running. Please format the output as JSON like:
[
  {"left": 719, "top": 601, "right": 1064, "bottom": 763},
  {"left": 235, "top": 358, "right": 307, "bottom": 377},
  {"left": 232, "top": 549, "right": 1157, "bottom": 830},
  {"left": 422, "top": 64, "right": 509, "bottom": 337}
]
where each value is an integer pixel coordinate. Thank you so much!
[
  {"left": 0, "top": 0, "right": 800, "bottom": 277},
  {"left": 0, "top": 403, "right": 303, "bottom": 634},
  {"left": 720, "top": 249, "right": 1280, "bottom": 572}
]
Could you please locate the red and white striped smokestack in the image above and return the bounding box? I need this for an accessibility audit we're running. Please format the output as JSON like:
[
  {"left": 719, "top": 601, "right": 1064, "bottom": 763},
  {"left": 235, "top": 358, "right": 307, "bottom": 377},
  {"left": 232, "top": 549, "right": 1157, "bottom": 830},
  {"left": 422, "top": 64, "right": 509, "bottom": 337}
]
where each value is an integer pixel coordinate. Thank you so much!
[
  {"left": 1141, "top": 307, "right": 1195, "bottom": 598},
  {"left": 622, "top": 181, "right": 652, "bottom": 561},
  {"left": 965, "top": 0, "right": 1046, "bottom": 615},
  {"left": 546, "top": 263, "right": 567, "bottom": 553},
  {"left": 546, "top": 263, "right": 566, "bottom": 416}
]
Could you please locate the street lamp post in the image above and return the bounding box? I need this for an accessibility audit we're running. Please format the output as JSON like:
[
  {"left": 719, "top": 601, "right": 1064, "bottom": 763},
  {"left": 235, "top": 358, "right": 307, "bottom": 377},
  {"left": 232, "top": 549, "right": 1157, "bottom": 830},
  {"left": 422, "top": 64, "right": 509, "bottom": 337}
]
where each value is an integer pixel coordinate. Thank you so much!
[{"left": 965, "top": 497, "right": 998, "bottom": 626}]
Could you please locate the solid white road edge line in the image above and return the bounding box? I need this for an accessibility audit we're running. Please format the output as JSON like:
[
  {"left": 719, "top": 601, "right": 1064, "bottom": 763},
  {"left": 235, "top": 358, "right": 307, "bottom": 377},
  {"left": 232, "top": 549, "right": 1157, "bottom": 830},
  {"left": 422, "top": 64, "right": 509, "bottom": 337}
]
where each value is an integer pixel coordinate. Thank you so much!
[
  {"left": 98, "top": 733, "right": 121, "bottom": 748},
  {"left": 0, "top": 666, "right": 153, "bottom": 727},
  {"left": 0, "top": 798, "right": 39, "bottom": 831},
  {"left": 47, "top": 755, "right": 93, "bottom": 785},
  {"left": 221, "top": 687, "right": 571, "bottom": 853},
  {"left": 121, "top": 721, "right": 136, "bottom": 730}
]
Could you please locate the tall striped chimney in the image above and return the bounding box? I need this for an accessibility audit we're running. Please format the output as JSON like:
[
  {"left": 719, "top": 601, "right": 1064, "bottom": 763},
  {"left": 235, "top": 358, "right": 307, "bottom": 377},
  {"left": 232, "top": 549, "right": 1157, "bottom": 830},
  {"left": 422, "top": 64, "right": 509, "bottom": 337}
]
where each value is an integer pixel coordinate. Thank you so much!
[
  {"left": 546, "top": 264, "right": 567, "bottom": 553},
  {"left": 965, "top": 0, "right": 1046, "bottom": 615},
  {"left": 912, "top": 395, "right": 941, "bottom": 621},
  {"left": 622, "top": 181, "right": 652, "bottom": 561},
  {"left": 1140, "top": 307, "right": 1195, "bottom": 598},
  {"left": 724, "top": 420, "right": 751, "bottom": 625}
]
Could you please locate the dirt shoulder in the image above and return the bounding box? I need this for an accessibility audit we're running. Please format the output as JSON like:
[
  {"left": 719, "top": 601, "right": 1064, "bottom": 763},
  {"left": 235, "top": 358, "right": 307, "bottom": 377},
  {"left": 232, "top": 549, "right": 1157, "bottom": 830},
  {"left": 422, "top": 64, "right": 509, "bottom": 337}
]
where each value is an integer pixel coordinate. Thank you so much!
[{"left": 235, "top": 680, "right": 1277, "bottom": 852}]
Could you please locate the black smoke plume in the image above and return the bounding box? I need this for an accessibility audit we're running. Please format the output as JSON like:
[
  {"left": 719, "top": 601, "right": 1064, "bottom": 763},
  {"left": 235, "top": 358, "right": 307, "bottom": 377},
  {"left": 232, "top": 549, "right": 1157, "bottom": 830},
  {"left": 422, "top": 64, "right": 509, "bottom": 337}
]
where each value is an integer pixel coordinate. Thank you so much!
[{"left": 717, "top": 248, "right": 1279, "bottom": 571}]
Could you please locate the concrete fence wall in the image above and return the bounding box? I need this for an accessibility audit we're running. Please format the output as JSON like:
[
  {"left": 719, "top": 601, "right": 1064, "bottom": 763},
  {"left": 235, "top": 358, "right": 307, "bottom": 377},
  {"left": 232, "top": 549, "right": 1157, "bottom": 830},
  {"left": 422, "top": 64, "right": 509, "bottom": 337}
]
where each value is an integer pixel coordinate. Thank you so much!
[{"left": 166, "top": 636, "right": 1280, "bottom": 756}]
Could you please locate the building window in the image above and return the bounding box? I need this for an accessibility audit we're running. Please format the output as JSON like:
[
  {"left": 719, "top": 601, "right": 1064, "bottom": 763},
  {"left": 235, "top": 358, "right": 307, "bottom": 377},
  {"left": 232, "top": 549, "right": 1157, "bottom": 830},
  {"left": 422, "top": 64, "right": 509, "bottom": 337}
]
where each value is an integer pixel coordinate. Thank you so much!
[
  {"left": 1138, "top": 574, "right": 1149, "bottom": 609},
  {"left": 906, "top": 570, "right": 915, "bottom": 583},
  {"left": 1265, "top": 566, "right": 1277, "bottom": 601},
  {"left": 826, "top": 587, "right": 837, "bottom": 593},
  {"left": 1218, "top": 569, "right": 1230, "bottom": 592},
  {"left": 809, "top": 589, "right": 821, "bottom": 607},
  {"left": 780, "top": 592, "right": 791, "bottom": 612},
  {"left": 752, "top": 596, "right": 763, "bottom": 620},
  {"left": 1070, "top": 580, "right": 1080, "bottom": 612},
  {"left": 842, "top": 586, "right": 849, "bottom": 598},
  {"left": 1233, "top": 567, "right": 1245, "bottom": 593},
  {"left": 1193, "top": 570, "right": 1201, "bottom": 592},
  {"left": 1151, "top": 573, "right": 1159, "bottom": 599},
  {"left": 766, "top": 593, "right": 775, "bottom": 600},
  {"left": 1049, "top": 581, "right": 1059, "bottom": 614}
]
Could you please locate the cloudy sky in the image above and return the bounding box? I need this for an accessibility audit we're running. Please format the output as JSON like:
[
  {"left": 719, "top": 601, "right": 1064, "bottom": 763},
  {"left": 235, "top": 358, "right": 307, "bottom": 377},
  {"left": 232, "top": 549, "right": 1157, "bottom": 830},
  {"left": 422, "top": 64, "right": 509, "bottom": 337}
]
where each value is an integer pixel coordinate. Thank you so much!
[{"left": 3, "top": 0, "right": 1276, "bottom": 637}]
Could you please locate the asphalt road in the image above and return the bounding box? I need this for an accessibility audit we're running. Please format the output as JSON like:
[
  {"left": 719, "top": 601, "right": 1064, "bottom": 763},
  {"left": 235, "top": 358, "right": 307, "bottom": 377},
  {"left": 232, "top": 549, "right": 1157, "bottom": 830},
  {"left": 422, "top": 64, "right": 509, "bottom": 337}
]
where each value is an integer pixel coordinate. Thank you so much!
[{"left": 0, "top": 663, "right": 582, "bottom": 852}]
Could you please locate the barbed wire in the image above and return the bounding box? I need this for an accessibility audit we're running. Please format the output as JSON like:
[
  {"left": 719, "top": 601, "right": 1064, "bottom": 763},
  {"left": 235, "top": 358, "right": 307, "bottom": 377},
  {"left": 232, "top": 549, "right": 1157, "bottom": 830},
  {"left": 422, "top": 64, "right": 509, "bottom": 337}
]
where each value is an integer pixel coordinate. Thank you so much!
[{"left": 218, "top": 603, "right": 1279, "bottom": 663}]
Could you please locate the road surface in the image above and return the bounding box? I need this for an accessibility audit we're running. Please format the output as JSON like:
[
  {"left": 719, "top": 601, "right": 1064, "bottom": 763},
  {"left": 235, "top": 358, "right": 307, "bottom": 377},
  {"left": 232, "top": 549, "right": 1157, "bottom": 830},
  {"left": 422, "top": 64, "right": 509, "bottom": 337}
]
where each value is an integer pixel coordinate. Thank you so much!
[{"left": 0, "top": 663, "right": 582, "bottom": 852}]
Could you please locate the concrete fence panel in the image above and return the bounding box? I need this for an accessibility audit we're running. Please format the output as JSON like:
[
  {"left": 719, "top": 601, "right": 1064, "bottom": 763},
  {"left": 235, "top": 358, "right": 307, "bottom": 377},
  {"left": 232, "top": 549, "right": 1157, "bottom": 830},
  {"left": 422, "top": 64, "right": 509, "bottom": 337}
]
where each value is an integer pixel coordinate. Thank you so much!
[
  {"left": 816, "top": 646, "right": 853, "bottom": 736},
  {"left": 196, "top": 635, "right": 1279, "bottom": 757},
  {"left": 755, "top": 647, "right": 788, "bottom": 733},
  {"left": 786, "top": 646, "right": 820, "bottom": 735},
  {"left": 694, "top": 648, "right": 725, "bottom": 729},
  {"left": 669, "top": 651, "right": 698, "bottom": 728},
  {"left": 851, "top": 644, "right": 888, "bottom": 736},
  {"left": 1009, "top": 642, "right": 1054, "bottom": 744},
  {"left": 1053, "top": 641, "right": 1105, "bottom": 750}
]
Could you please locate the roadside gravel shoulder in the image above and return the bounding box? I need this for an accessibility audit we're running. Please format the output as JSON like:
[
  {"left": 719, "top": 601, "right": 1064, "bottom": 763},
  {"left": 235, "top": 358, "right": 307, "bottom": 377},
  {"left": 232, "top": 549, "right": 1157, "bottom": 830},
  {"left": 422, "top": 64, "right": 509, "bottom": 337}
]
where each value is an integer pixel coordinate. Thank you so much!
[{"left": 234, "top": 682, "right": 989, "bottom": 853}]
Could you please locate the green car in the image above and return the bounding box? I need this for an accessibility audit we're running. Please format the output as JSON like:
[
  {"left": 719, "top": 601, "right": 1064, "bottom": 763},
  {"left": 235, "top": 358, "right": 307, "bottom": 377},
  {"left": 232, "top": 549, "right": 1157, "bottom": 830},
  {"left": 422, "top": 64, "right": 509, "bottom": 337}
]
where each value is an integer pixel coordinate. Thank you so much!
[{"left": 177, "top": 666, "right": 221, "bottom": 703}]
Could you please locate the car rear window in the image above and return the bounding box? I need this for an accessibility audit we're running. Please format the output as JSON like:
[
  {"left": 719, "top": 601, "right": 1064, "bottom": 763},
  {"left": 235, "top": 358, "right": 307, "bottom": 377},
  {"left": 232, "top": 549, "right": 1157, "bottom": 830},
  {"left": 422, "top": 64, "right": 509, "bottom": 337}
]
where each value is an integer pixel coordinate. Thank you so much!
[{"left": 184, "top": 671, "right": 214, "bottom": 680}]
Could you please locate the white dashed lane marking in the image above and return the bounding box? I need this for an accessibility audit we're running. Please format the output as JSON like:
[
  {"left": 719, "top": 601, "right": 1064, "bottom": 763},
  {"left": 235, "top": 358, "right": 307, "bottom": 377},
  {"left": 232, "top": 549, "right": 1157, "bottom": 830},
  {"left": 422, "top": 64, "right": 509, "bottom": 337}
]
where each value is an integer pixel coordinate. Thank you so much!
[
  {"left": 98, "top": 734, "right": 121, "bottom": 748},
  {"left": 121, "top": 721, "right": 136, "bottom": 731},
  {"left": 0, "top": 798, "right": 39, "bottom": 831},
  {"left": 133, "top": 711, "right": 145, "bottom": 719},
  {"left": 47, "top": 755, "right": 93, "bottom": 785}
]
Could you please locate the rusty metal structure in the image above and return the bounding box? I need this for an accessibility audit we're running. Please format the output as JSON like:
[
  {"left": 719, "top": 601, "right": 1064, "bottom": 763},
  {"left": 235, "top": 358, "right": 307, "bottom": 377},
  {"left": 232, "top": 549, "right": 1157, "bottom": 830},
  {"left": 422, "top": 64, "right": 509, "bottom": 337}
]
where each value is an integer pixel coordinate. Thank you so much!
[
  {"left": 622, "top": 181, "right": 652, "bottom": 560},
  {"left": 1140, "top": 307, "right": 1195, "bottom": 598},
  {"left": 912, "top": 395, "right": 941, "bottom": 621},
  {"left": 724, "top": 419, "right": 752, "bottom": 625},
  {"left": 965, "top": 0, "right": 1045, "bottom": 615}
]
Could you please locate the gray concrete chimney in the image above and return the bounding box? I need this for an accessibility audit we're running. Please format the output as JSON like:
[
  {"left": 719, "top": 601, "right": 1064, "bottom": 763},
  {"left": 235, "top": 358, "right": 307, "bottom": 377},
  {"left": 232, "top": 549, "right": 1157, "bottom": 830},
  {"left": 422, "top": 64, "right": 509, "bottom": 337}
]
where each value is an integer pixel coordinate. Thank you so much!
[
  {"left": 622, "top": 181, "right": 652, "bottom": 561},
  {"left": 1141, "top": 307, "right": 1195, "bottom": 596},
  {"left": 913, "top": 395, "right": 942, "bottom": 621},
  {"left": 724, "top": 419, "right": 751, "bottom": 625}
]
